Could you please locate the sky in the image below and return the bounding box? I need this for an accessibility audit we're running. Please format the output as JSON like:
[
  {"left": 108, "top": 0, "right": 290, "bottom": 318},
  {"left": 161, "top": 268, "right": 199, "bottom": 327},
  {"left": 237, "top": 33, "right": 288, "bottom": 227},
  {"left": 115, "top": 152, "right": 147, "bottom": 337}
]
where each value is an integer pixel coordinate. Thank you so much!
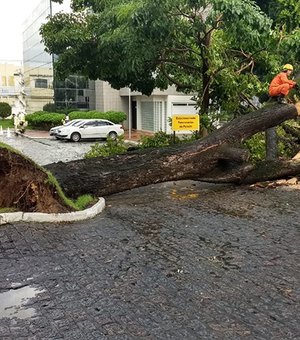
[{"left": 0, "top": 0, "right": 70, "bottom": 62}]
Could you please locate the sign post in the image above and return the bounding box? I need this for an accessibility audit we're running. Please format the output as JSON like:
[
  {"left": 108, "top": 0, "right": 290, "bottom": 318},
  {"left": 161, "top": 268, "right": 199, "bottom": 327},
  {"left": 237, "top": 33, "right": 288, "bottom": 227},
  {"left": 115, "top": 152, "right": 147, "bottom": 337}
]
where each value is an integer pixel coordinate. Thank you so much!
[{"left": 171, "top": 115, "right": 200, "bottom": 140}]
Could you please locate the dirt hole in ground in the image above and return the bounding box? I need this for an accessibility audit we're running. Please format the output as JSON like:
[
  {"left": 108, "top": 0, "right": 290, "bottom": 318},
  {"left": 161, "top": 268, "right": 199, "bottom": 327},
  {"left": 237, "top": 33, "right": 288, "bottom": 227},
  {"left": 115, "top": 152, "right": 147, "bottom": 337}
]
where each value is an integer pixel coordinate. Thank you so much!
[{"left": 0, "top": 147, "right": 71, "bottom": 213}]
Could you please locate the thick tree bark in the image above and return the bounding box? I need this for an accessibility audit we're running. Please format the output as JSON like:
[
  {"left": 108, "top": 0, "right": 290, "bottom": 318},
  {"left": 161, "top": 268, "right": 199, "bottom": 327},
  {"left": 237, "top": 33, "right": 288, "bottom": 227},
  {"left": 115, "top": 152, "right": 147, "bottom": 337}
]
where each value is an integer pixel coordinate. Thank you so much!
[
  {"left": 265, "top": 127, "right": 278, "bottom": 160},
  {"left": 46, "top": 103, "right": 300, "bottom": 198},
  {"left": 282, "top": 123, "right": 300, "bottom": 142},
  {"left": 199, "top": 159, "right": 300, "bottom": 184}
]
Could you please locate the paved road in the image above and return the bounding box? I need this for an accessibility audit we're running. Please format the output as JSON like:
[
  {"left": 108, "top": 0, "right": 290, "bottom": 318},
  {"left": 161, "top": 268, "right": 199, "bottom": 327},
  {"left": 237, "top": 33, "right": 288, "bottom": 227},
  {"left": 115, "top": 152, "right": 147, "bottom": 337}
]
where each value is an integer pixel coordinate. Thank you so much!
[
  {"left": 0, "top": 133, "right": 97, "bottom": 165},
  {"left": 0, "top": 134, "right": 300, "bottom": 339},
  {"left": 0, "top": 180, "right": 299, "bottom": 339}
]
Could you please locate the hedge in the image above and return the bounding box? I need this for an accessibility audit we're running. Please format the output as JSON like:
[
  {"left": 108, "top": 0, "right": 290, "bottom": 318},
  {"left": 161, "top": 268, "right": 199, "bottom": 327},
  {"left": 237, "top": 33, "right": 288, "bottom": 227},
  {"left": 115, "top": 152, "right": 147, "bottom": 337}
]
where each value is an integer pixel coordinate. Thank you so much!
[
  {"left": 69, "top": 110, "right": 126, "bottom": 123},
  {"left": 26, "top": 112, "right": 65, "bottom": 129},
  {"left": 26, "top": 110, "right": 127, "bottom": 130}
]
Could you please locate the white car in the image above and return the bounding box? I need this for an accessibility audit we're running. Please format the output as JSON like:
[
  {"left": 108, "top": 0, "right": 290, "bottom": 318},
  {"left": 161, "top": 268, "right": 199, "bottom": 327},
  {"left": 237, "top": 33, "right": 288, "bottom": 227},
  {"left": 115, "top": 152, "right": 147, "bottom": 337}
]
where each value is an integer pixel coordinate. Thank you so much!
[
  {"left": 49, "top": 119, "right": 83, "bottom": 137},
  {"left": 55, "top": 119, "right": 124, "bottom": 142}
]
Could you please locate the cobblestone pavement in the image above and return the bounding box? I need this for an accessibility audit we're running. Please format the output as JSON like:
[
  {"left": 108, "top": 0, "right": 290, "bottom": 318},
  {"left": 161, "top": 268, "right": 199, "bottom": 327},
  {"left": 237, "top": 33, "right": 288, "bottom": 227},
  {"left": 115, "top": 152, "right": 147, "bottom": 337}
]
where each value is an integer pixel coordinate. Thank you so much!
[
  {"left": 0, "top": 129, "right": 144, "bottom": 166},
  {"left": 0, "top": 133, "right": 97, "bottom": 165},
  {"left": 0, "top": 181, "right": 300, "bottom": 339}
]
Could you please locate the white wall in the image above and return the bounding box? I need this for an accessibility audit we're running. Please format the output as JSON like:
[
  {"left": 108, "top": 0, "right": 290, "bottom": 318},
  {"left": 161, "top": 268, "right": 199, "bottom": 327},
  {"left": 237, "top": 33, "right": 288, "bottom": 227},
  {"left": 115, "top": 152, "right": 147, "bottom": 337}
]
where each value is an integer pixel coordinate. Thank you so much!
[
  {"left": 166, "top": 95, "right": 197, "bottom": 134},
  {"left": 135, "top": 94, "right": 197, "bottom": 133}
]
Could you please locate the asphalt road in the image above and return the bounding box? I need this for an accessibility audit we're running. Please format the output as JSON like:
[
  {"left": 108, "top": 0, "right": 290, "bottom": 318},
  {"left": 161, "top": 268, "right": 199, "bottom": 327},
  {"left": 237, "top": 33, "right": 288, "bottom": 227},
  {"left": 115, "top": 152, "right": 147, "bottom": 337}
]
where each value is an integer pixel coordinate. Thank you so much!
[{"left": 0, "top": 134, "right": 299, "bottom": 339}]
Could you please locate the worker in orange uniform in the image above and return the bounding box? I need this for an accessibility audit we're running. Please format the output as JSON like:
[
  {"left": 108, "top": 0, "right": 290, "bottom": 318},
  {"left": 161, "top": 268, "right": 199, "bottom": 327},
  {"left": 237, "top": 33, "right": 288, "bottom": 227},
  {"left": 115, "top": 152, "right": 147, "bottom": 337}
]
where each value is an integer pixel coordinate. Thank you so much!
[{"left": 269, "top": 64, "right": 298, "bottom": 103}]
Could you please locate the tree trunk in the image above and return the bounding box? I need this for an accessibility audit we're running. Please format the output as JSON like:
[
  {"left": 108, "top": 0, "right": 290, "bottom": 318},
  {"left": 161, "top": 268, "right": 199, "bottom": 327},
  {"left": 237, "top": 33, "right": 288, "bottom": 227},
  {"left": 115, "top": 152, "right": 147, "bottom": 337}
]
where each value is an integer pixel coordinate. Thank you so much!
[
  {"left": 45, "top": 103, "right": 300, "bottom": 198},
  {"left": 265, "top": 127, "right": 278, "bottom": 160}
]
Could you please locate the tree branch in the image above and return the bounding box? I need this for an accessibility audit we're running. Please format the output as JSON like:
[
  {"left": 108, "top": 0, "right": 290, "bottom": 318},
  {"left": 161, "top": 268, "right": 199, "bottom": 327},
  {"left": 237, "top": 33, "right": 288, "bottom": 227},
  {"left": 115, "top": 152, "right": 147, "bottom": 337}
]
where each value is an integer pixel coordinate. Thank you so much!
[
  {"left": 157, "top": 58, "right": 199, "bottom": 72},
  {"left": 159, "top": 63, "right": 194, "bottom": 89}
]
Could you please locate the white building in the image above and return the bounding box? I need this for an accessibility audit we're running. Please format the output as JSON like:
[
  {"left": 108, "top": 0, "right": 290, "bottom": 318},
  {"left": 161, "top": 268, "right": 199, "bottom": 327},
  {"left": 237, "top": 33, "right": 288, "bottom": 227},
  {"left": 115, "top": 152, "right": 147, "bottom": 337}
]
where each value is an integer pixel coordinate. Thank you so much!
[{"left": 95, "top": 82, "right": 197, "bottom": 133}]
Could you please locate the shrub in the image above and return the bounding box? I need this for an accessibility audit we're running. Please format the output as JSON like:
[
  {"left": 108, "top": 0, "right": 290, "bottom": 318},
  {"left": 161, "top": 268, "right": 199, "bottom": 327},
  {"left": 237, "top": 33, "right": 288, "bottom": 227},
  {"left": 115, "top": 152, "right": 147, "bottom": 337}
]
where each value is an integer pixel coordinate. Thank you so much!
[
  {"left": 26, "top": 111, "right": 65, "bottom": 129},
  {"left": 69, "top": 110, "right": 126, "bottom": 123},
  {"left": 277, "top": 125, "right": 296, "bottom": 159},
  {"left": 56, "top": 108, "right": 80, "bottom": 114},
  {"left": 139, "top": 131, "right": 181, "bottom": 149},
  {"left": 85, "top": 136, "right": 128, "bottom": 158},
  {"left": 0, "top": 102, "right": 12, "bottom": 119},
  {"left": 69, "top": 111, "right": 91, "bottom": 120},
  {"left": 243, "top": 126, "right": 295, "bottom": 162},
  {"left": 43, "top": 103, "right": 57, "bottom": 112},
  {"left": 105, "top": 111, "right": 127, "bottom": 123},
  {"left": 243, "top": 132, "right": 266, "bottom": 162}
]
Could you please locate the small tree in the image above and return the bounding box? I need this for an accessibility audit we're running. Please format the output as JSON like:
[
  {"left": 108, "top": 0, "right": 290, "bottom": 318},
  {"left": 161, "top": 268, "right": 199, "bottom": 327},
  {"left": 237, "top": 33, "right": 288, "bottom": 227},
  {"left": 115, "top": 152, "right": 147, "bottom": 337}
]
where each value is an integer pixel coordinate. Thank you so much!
[
  {"left": 0, "top": 102, "right": 12, "bottom": 119},
  {"left": 43, "top": 103, "right": 57, "bottom": 112}
]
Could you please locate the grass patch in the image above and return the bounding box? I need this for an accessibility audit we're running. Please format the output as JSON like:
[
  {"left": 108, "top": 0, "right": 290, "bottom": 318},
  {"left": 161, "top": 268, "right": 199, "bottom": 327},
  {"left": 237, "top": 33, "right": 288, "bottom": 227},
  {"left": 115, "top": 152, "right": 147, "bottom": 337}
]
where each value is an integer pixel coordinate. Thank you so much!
[
  {"left": 45, "top": 171, "right": 79, "bottom": 211},
  {"left": 0, "top": 208, "right": 18, "bottom": 213},
  {"left": 0, "top": 118, "right": 14, "bottom": 129},
  {"left": 45, "top": 172, "right": 96, "bottom": 211},
  {"left": 73, "top": 194, "right": 96, "bottom": 210}
]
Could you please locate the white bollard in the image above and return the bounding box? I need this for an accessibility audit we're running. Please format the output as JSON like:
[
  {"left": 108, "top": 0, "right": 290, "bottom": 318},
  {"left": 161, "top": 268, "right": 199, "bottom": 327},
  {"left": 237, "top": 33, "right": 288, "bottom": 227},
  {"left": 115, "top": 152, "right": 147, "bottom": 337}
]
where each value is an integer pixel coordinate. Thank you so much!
[
  {"left": 6, "top": 128, "right": 11, "bottom": 138},
  {"left": 0, "top": 126, "right": 3, "bottom": 135}
]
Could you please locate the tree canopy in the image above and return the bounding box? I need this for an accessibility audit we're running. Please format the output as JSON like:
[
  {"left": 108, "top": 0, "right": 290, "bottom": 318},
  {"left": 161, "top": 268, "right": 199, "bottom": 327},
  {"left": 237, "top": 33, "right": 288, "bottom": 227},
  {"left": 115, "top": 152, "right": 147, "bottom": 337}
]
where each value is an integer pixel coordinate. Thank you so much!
[{"left": 42, "top": 0, "right": 300, "bottom": 120}]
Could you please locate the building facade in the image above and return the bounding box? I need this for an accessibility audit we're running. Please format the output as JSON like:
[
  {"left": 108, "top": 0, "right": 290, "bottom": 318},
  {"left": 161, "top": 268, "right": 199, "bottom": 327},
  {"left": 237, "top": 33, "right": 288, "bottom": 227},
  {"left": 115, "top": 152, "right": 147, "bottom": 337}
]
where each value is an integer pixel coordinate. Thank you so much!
[
  {"left": 23, "top": 0, "right": 94, "bottom": 113},
  {"left": 0, "top": 61, "right": 26, "bottom": 115},
  {"left": 97, "top": 82, "right": 197, "bottom": 133},
  {"left": 23, "top": 0, "right": 197, "bottom": 132}
]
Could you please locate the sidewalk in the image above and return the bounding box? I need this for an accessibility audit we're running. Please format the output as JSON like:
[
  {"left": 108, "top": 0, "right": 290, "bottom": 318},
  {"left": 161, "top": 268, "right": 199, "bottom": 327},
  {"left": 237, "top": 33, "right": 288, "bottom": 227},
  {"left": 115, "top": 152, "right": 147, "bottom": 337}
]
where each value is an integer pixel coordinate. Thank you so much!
[{"left": 23, "top": 129, "right": 153, "bottom": 141}]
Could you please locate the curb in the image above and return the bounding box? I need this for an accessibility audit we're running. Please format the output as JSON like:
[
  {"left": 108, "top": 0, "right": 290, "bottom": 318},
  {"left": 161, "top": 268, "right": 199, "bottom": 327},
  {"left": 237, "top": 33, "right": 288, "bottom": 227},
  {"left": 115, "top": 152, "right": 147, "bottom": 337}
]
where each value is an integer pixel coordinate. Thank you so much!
[
  {"left": 23, "top": 134, "right": 47, "bottom": 139},
  {"left": 0, "top": 197, "right": 105, "bottom": 225}
]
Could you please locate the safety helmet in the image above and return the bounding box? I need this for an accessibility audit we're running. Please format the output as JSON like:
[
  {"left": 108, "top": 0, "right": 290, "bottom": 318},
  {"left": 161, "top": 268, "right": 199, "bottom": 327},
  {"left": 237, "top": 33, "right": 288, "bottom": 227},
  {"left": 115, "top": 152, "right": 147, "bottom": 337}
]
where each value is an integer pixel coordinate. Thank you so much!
[{"left": 283, "top": 64, "right": 293, "bottom": 71}]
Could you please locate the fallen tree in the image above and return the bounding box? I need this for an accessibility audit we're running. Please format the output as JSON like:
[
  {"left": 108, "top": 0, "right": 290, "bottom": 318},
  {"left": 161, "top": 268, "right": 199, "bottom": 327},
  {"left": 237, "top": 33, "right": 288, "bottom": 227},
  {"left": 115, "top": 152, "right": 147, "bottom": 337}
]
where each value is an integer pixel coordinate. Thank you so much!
[
  {"left": 1, "top": 102, "right": 300, "bottom": 212},
  {"left": 45, "top": 102, "right": 300, "bottom": 198}
]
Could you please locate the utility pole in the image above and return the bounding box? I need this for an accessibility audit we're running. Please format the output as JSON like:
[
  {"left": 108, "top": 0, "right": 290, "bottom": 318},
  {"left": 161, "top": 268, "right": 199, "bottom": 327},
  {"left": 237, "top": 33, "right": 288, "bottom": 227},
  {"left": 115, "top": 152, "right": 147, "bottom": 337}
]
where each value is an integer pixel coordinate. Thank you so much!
[{"left": 50, "top": 0, "right": 56, "bottom": 107}]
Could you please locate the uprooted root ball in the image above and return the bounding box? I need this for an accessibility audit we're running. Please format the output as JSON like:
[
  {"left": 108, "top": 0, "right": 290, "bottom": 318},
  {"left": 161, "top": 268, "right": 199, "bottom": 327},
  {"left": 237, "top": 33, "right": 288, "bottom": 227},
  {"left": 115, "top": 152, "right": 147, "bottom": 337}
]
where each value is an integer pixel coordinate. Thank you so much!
[{"left": 0, "top": 147, "right": 71, "bottom": 213}]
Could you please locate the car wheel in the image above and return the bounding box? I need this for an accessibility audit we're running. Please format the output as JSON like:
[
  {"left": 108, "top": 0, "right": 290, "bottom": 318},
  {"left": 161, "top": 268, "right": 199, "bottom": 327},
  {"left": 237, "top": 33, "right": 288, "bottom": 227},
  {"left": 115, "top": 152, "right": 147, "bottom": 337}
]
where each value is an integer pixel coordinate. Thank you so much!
[
  {"left": 108, "top": 131, "right": 118, "bottom": 140},
  {"left": 71, "top": 132, "right": 81, "bottom": 142}
]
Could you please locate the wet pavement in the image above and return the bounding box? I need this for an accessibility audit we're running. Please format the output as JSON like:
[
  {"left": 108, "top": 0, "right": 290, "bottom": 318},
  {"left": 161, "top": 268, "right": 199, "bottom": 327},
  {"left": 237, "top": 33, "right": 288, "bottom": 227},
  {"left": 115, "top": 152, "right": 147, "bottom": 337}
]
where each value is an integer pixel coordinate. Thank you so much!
[
  {"left": 0, "top": 132, "right": 97, "bottom": 165},
  {"left": 0, "top": 181, "right": 299, "bottom": 339},
  {"left": 0, "top": 132, "right": 300, "bottom": 339},
  {"left": 0, "top": 128, "right": 149, "bottom": 166}
]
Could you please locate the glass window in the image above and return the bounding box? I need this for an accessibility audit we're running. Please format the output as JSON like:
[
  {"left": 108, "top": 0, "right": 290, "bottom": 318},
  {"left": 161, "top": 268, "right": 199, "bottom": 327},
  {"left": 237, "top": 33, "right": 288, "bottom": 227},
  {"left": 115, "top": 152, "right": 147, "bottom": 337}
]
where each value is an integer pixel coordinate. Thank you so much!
[
  {"left": 8, "top": 76, "right": 14, "bottom": 86},
  {"left": 65, "top": 76, "right": 77, "bottom": 88},
  {"left": 35, "top": 79, "right": 48, "bottom": 88},
  {"left": 97, "top": 120, "right": 112, "bottom": 126},
  {"left": 73, "top": 121, "right": 84, "bottom": 126},
  {"left": 77, "top": 76, "right": 88, "bottom": 88},
  {"left": 83, "top": 121, "right": 97, "bottom": 127}
]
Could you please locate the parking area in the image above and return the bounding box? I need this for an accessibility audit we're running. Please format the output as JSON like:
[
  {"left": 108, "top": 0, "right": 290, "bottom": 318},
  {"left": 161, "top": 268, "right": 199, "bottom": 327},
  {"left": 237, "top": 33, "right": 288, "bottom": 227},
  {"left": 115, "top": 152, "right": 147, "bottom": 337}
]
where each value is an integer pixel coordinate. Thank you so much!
[
  {"left": 0, "top": 133, "right": 98, "bottom": 165},
  {"left": 0, "top": 128, "right": 152, "bottom": 165}
]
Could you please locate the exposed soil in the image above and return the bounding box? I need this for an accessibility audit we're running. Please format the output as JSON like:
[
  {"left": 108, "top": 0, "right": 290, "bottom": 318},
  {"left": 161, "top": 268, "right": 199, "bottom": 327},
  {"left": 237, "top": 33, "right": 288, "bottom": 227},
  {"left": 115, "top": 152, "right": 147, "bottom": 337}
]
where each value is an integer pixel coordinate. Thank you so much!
[{"left": 0, "top": 147, "right": 71, "bottom": 213}]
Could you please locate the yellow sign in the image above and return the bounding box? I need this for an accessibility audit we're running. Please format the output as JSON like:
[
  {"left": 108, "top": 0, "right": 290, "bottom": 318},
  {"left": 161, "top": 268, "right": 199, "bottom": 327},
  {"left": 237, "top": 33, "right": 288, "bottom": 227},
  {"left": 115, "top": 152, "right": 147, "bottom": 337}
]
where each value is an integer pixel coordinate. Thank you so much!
[{"left": 172, "top": 114, "right": 199, "bottom": 131}]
